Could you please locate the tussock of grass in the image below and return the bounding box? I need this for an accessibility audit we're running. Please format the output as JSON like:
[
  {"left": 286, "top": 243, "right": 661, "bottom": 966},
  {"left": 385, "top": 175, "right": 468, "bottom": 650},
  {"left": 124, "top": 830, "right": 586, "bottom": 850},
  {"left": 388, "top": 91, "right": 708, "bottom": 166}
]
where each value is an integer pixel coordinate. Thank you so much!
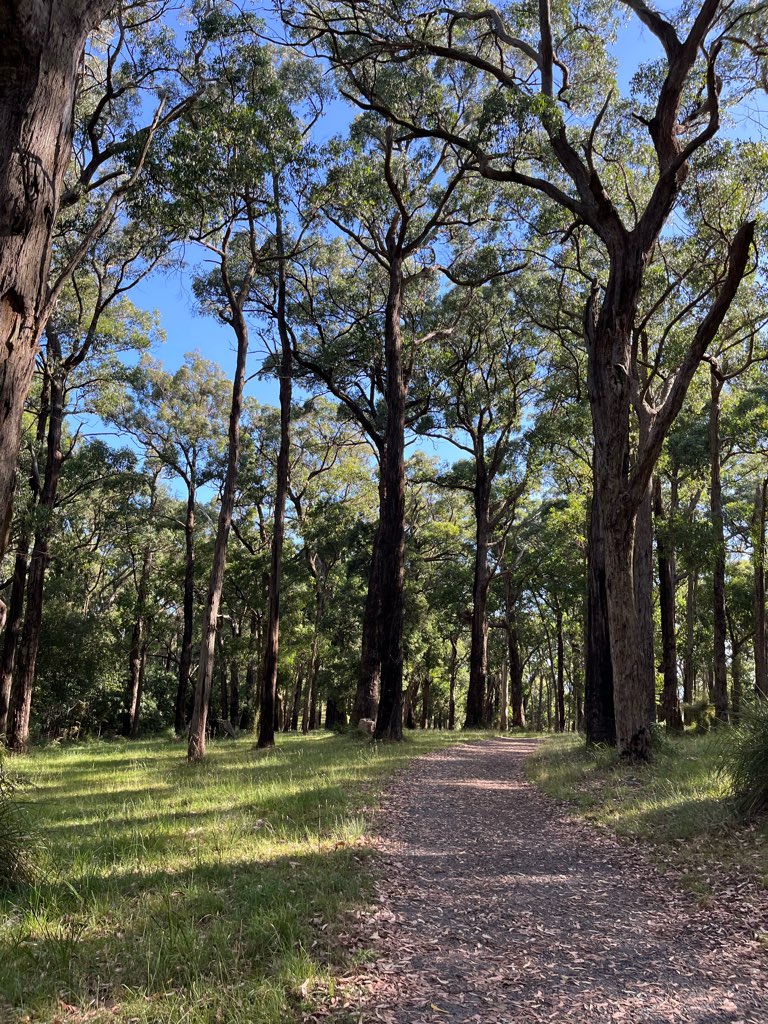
[
  {"left": 0, "top": 729, "right": 477, "bottom": 1024},
  {"left": 526, "top": 732, "right": 768, "bottom": 889}
]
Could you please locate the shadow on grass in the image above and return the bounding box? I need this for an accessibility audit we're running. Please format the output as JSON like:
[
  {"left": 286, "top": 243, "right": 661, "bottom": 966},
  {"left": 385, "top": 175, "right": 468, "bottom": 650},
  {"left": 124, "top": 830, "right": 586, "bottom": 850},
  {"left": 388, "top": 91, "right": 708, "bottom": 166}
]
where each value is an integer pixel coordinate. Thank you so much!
[{"left": 0, "top": 846, "right": 363, "bottom": 1022}]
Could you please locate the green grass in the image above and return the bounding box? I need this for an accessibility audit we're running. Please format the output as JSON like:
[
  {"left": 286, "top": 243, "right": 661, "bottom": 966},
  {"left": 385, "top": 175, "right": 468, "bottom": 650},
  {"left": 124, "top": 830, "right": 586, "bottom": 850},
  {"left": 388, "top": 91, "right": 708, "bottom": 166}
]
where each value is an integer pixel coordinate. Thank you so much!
[
  {"left": 526, "top": 732, "right": 768, "bottom": 898},
  {"left": 0, "top": 729, "right": 478, "bottom": 1024}
]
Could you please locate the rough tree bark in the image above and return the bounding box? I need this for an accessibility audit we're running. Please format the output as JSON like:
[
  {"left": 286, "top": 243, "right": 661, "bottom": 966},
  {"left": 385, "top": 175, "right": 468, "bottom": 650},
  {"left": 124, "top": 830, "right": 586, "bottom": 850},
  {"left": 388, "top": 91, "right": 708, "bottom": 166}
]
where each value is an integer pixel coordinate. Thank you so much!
[
  {"left": 653, "top": 476, "right": 683, "bottom": 731},
  {"left": 634, "top": 479, "right": 656, "bottom": 722},
  {"left": 7, "top": 363, "right": 66, "bottom": 751},
  {"left": 584, "top": 487, "right": 615, "bottom": 746},
  {"left": 708, "top": 363, "right": 729, "bottom": 723},
  {"left": 448, "top": 637, "right": 458, "bottom": 730},
  {"left": 373, "top": 255, "right": 406, "bottom": 741},
  {"left": 684, "top": 570, "right": 697, "bottom": 707},
  {"left": 0, "top": 0, "right": 112, "bottom": 559},
  {"left": 465, "top": 469, "right": 491, "bottom": 728},
  {"left": 351, "top": 510, "right": 383, "bottom": 724},
  {"left": 753, "top": 478, "right": 768, "bottom": 697},
  {"left": 258, "top": 175, "right": 292, "bottom": 750}
]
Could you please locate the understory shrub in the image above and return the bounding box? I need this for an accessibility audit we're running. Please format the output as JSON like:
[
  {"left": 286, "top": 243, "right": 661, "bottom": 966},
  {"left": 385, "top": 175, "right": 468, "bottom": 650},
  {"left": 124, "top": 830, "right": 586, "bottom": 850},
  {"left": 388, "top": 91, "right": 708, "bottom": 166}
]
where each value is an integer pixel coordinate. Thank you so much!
[{"left": 721, "top": 699, "right": 768, "bottom": 820}]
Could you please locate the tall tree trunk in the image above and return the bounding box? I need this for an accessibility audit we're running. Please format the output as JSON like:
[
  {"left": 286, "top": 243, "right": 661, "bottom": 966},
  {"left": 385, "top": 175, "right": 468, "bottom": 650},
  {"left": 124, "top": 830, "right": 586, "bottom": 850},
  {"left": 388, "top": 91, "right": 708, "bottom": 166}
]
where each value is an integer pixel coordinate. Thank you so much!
[
  {"left": 258, "top": 176, "right": 292, "bottom": 750},
  {"left": 7, "top": 368, "right": 66, "bottom": 752},
  {"left": 504, "top": 574, "right": 526, "bottom": 729},
  {"left": 684, "top": 570, "right": 697, "bottom": 707},
  {"left": 217, "top": 632, "right": 228, "bottom": 723},
  {"left": 175, "top": 482, "right": 196, "bottom": 735},
  {"left": 653, "top": 476, "right": 683, "bottom": 731},
  {"left": 229, "top": 657, "right": 239, "bottom": 726},
  {"left": 709, "top": 366, "right": 729, "bottom": 723},
  {"left": 420, "top": 668, "right": 431, "bottom": 730},
  {"left": 448, "top": 637, "right": 457, "bottom": 731},
  {"left": 0, "top": 539, "right": 30, "bottom": 736},
  {"left": 584, "top": 487, "right": 615, "bottom": 745},
  {"left": 373, "top": 257, "right": 406, "bottom": 741},
  {"left": 123, "top": 478, "right": 157, "bottom": 739},
  {"left": 187, "top": 309, "right": 248, "bottom": 761},
  {"left": 753, "top": 478, "right": 768, "bottom": 697},
  {"left": 726, "top": 606, "right": 743, "bottom": 724},
  {"left": 555, "top": 604, "right": 565, "bottom": 733},
  {"left": 352, "top": 511, "right": 382, "bottom": 724},
  {"left": 499, "top": 659, "right": 509, "bottom": 732},
  {"left": 465, "top": 473, "right": 491, "bottom": 728},
  {"left": 0, "top": 0, "right": 109, "bottom": 558},
  {"left": 634, "top": 478, "right": 656, "bottom": 722}
]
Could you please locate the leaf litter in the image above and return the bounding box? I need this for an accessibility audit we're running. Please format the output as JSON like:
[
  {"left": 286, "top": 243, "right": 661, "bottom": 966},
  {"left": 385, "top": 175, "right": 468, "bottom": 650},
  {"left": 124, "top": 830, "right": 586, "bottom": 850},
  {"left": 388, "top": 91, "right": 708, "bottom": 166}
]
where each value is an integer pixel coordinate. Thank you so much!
[{"left": 304, "top": 739, "right": 767, "bottom": 1024}]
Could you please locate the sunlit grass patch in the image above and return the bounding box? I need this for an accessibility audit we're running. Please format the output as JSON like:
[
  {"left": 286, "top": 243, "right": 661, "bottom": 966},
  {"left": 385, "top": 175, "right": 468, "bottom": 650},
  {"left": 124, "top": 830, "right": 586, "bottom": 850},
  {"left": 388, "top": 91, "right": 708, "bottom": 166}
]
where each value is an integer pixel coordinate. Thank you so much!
[
  {"left": 0, "top": 729, "right": 479, "bottom": 1023},
  {"left": 526, "top": 731, "right": 768, "bottom": 888}
]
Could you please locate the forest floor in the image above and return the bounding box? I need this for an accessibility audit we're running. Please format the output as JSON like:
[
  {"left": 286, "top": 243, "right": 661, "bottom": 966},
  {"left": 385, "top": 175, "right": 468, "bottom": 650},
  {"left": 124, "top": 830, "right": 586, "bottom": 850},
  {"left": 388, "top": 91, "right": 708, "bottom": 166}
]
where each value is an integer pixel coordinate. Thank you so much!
[
  {"left": 0, "top": 730, "right": 475, "bottom": 1024},
  {"left": 319, "top": 738, "right": 768, "bottom": 1024}
]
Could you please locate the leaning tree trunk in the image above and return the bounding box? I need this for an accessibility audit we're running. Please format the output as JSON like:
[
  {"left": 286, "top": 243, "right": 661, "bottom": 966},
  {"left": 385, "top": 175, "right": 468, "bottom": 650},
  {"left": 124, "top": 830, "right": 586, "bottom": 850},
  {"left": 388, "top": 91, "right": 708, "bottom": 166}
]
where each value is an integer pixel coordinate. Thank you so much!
[
  {"left": 709, "top": 367, "right": 729, "bottom": 724},
  {"left": 465, "top": 472, "right": 491, "bottom": 728},
  {"left": 653, "top": 476, "right": 683, "bottom": 731},
  {"left": 584, "top": 486, "right": 615, "bottom": 746},
  {"left": 753, "top": 478, "right": 768, "bottom": 697},
  {"left": 7, "top": 369, "right": 66, "bottom": 752},
  {"left": 373, "top": 257, "right": 406, "bottom": 741},
  {"left": 187, "top": 312, "right": 248, "bottom": 762},
  {"left": 258, "top": 177, "right": 292, "bottom": 750},
  {"left": 0, "top": 0, "right": 110, "bottom": 558},
  {"left": 175, "top": 482, "right": 196, "bottom": 734}
]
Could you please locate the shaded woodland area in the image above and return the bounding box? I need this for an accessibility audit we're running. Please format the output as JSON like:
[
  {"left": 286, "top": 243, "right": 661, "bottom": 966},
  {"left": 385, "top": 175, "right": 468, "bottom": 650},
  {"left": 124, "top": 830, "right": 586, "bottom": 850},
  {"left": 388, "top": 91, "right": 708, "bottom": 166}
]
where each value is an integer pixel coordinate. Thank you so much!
[{"left": 0, "top": 0, "right": 768, "bottom": 766}]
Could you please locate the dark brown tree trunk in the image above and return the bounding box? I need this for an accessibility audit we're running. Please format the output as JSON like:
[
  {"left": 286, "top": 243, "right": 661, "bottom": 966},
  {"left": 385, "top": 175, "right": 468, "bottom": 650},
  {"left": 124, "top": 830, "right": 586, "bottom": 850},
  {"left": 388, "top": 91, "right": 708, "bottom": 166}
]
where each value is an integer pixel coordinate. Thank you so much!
[
  {"left": 504, "top": 575, "right": 526, "bottom": 729},
  {"left": 726, "top": 606, "right": 743, "bottom": 724},
  {"left": 420, "top": 668, "right": 431, "bottom": 730},
  {"left": 258, "top": 176, "right": 292, "bottom": 750},
  {"left": 187, "top": 309, "right": 248, "bottom": 761},
  {"left": 684, "top": 570, "right": 696, "bottom": 707},
  {"left": 448, "top": 637, "right": 457, "bottom": 731},
  {"left": 653, "top": 476, "right": 683, "bottom": 732},
  {"left": 229, "top": 657, "right": 239, "bottom": 726},
  {"left": 709, "top": 367, "right": 729, "bottom": 723},
  {"left": 753, "top": 478, "right": 768, "bottom": 697},
  {"left": 584, "top": 487, "right": 615, "bottom": 746},
  {"left": 217, "top": 633, "right": 228, "bottom": 723},
  {"left": 634, "top": 479, "right": 656, "bottom": 722},
  {"left": 465, "top": 473, "right": 491, "bottom": 728},
  {"left": 555, "top": 604, "right": 565, "bottom": 733},
  {"left": 175, "top": 483, "right": 196, "bottom": 735},
  {"left": 499, "top": 659, "right": 509, "bottom": 732},
  {"left": 0, "top": 0, "right": 109, "bottom": 558},
  {"left": 373, "top": 257, "right": 406, "bottom": 741},
  {"left": 0, "top": 539, "right": 30, "bottom": 736},
  {"left": 352, "top": 512, "right": 382, "bottom": 724},
  {"left": 7, "top": 369, "right": 65, "bottom": 752}
]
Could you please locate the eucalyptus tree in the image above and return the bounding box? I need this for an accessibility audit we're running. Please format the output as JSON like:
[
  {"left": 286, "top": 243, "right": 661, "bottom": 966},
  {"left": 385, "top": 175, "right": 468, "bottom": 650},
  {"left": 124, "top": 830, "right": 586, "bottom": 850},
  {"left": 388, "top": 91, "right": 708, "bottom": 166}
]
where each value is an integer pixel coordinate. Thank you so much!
[
  {"left": 4, "top": 231, "right": 162, "bottom": 752},
  {"left": 291, "top": 0, "right": 760, "bottom": 758},
  {"left": 155, "top": 27, "right": 322, "bottom": 760},
  {"left": 103, "top": 352, "right": 230, "bottom": 734},
  {"left": 293, "top": 115, "right": 484, "bottom": 738},
  {"left": 421, "top": 283, "right": 537, "bottom": 727},
  {"left": 0, "top": 0, "right": 201, "bottom": 560}
]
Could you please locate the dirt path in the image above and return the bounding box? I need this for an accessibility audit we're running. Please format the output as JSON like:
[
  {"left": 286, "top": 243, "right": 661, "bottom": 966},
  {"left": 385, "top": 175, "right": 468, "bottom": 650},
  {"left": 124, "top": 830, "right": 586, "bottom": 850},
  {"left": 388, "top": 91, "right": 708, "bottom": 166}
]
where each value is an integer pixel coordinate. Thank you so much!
[{"left": 323, "top": 739, "right": 767, "bottom": 1024}]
